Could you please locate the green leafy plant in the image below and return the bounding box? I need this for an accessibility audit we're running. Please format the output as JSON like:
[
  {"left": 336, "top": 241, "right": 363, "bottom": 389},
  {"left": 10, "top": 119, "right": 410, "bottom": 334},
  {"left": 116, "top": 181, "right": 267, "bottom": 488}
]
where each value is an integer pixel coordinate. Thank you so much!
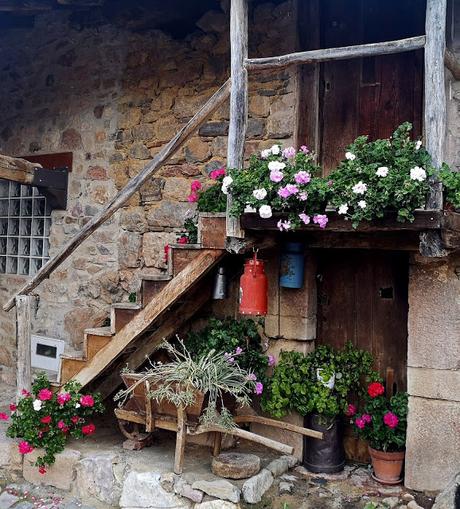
[
  {"left": 261, "top": 342, "right": 377, "bottom": 421},
  {"left": 115, "top": 339, "right": 257, "bottom": 429},
  {"left": 329, "top": 123, "right": 434, "bottom": 227},
  {"left": 439, "top": 163, "right": 460, "bottom": 210},
  {"left": 7, "top": 373, "right": 104, "bottom": 473},
  {"left": 226, "top": 145, "right": 330, "bottom": 230},
  {"left": 353, "top": 381, "right": 408, "bottom": 452},
  {"left": 185, "top": 317, "right": 270, "bottom": 385}
]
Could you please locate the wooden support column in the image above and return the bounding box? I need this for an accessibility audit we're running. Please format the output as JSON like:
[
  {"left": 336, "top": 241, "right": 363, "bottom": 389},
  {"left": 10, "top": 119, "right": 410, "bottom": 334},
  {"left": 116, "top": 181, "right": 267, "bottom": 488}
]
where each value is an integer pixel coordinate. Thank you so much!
[
  {"left": 226, "top": 0, "right": 248, "bottom": 239},
  {"left": 420, "top": 0, "right": 448, "bottom": 256},
  {"left": 16, "top": 295, "right": 33, "bottom": 401}
]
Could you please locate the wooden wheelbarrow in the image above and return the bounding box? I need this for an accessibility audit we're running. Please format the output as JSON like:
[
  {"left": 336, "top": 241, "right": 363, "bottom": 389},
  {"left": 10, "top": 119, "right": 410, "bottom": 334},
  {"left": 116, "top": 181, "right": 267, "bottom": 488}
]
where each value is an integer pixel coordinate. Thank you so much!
[{"left": 114, "top": 373, "right": 323, "bottom": 474}]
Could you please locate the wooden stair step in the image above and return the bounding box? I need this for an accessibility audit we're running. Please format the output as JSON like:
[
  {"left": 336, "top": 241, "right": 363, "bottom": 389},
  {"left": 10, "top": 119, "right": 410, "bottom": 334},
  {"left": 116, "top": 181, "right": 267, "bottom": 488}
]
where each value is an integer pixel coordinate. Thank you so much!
[
  {"left": 59, "top": 356, "right": 87, "bottom": 384},
  {"left": 84, "top": 326, "right": 113, "bottom": 336},
  {"left": 140, "top": 274, "right": 172, "bottom": 305},
  {"left": 111, "top": 303, "right": 142, "bottom": 334},
  {"left": 170, "top": 245, "right": 204, "bottom": 277}
]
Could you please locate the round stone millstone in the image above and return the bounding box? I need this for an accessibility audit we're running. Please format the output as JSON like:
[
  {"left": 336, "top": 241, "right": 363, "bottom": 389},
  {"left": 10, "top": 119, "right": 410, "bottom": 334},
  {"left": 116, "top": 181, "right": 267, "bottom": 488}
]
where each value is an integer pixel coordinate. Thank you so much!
[{"left": 211, "top": 452, "right": 261, "bottom": 479}]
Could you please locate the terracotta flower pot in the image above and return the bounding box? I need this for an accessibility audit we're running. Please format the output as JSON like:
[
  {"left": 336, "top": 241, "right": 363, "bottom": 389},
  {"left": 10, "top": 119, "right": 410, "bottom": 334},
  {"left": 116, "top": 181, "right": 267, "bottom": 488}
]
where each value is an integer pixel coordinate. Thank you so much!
[{"left": 368, "top": 446, "right": 405, "bottom": 485}]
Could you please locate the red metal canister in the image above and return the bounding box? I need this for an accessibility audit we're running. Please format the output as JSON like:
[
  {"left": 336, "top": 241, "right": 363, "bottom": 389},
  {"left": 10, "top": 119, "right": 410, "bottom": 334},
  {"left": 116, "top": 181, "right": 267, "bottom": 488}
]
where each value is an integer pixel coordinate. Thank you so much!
[{"left": 239, "top": 251, "right": 268, "bottom": 316}]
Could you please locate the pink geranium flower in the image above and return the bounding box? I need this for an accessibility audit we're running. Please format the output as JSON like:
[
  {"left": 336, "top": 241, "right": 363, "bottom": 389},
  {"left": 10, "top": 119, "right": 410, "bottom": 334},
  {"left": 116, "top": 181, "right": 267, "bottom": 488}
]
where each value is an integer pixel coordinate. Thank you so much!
[
  {"left": 80, "top": 395, "right": 95, "bottom": 407},
  {"left": 299, "top": 213, "right": 310, "bottom": 225},
  {"left": 246, "top": 373, "right": 257, "bottom": 381},
  {"left": 355, "top": 417, "right": 365, "bottom": 430},
  {"left": 345, "top": 404, "right": 357, "bottom": 417},
  {"left": 57, "top": 420, "right": 66, "bottom": 430},
  {"left": 18, "top": 441, "right": 34, "bottom": 454},
  {"left": 56, "top": 392, "right": 71, "bottom": 406},
  {"left": 177, "top": 236, "right": 188, "bottom": 245},
  {"left": 383, "top": 412, "right": 399, "bottom": 429},
  {"left": 187, "top": 192, "right": 198, "bottom": 203},
  {"left": 82, "top": 423, "right": 96, "bottom": 435},
  {"left": 0, "top": 413, "right": 8, "bottom": 421},
  {"left": 38, "top": 388, "right": 53, "bottom": 401},
  {"left": 267, "top": 355, "right": 276, "bottom": 367},
  {"left": 40, "top": 415, "right": 52, "bottom": 424},
  {"left": 255, "top": 382, "right": 264, "bottom": 395},
  {"left": 294, "top": 171, "right": 311, "bottom": 185},
  {"left": 300, "top": 145, "right": 309, "bottom": 154},
  {"left": 209, "top": 168, "right": 226, "bottom": 180},
  {"left": 282, "top": 146, "right": 296, "bottom": 159},
  {"left": 21, "top": 389, "right": 31, "bottom": 397},
  {"left": 269, "top": 170, "right": 284, "bottom": 183},
  {"left": 313, "top": 214, "right": 328, "bottom": 229},
  {"left": 190, "top": 180, "right": 202, "bottom": 192},
  {"left": 362, "top": 414, "right": 372, "bottom": 424}
]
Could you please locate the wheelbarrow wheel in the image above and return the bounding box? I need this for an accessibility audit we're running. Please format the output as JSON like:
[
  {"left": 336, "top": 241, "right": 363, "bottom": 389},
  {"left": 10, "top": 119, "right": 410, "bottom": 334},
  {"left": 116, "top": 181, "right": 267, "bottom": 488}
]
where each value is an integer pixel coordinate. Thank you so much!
[{"left": 118, "top": 420, "right": 153, "bottom": 442}]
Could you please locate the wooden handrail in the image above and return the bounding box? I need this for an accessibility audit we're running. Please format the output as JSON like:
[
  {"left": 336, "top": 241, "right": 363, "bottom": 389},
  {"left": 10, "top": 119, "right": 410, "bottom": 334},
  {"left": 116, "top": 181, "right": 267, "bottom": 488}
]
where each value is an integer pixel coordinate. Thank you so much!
[
  {"left": 3, "top": 79, "right": 231, "bottom": 312},
  {"left": 245, "top": 35, "right": 426, "bottom": 71}
]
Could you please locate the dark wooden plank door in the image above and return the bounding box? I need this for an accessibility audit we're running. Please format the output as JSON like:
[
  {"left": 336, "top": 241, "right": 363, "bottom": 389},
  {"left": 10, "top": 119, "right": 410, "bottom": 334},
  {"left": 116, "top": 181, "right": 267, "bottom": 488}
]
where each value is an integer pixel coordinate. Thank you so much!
[
  {"left": 316, "top": 250, "right": 409, "bottom": 392},
  {"left": 304, "top": 0, "right": 425, "bottom": 173}
]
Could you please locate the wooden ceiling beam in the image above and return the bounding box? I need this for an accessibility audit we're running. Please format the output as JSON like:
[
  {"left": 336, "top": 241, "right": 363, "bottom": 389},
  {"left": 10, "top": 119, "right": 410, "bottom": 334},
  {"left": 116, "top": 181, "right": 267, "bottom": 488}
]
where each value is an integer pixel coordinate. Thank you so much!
[
  {"left": 0, "top": 0, "right": 52, "bottom": 11},
  {"left": 0, "top": 153, "right": 41, "bottom": 185}
]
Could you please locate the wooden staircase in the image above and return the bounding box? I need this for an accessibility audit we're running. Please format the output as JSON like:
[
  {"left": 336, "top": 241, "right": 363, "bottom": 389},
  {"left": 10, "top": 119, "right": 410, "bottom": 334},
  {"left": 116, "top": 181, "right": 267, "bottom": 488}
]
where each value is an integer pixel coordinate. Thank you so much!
[{"left": 58, "top": 244, "right": 225, "bottom": 393}]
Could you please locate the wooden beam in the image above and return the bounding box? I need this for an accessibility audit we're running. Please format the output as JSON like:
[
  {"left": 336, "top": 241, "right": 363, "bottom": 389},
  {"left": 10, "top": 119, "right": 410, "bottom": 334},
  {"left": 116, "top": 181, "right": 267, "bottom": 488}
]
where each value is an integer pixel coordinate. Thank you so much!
[
  {"left": 0, "top": 0, "right": 52, "bottom": 11},
  {"left": 4, "top": 80, "right": 231, "bottom": 312},
  {"left": 16, "top": 295, "right": 33, "bottom": 402},
  {"left": 245, "top": 35, "right": 426, "bottom": 71},
  {"left": 420, "top": 0, "right": 448, "bottom": 257},
  {"left": 445, "top": 48, "right": 460, "bottom": 81},
  {"left": 226, "top": 0, "right": 248, "bottom": 239},
  {"left": 73, "top": 250, "right": 224, "bottom": 389},
  {"left": 0, "top": 153, "right": 41, "bottom": 185},
  {"left": 234, "top": 415, "right": 323, "bottom": 440}
]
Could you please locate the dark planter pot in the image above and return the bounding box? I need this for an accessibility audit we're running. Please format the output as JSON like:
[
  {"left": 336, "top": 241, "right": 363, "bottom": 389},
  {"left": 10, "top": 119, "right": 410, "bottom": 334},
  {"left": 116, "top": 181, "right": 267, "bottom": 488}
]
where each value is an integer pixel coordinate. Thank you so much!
[{"left": 303, "top": 413, "right": 345, "bottom": 473}]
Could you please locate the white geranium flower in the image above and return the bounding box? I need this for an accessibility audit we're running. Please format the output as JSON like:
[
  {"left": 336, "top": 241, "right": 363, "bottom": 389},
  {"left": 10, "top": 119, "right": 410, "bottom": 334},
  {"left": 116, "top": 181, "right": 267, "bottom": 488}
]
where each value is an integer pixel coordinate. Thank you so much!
[
  {"left": 345, "top": 151, "right": 356, "bottom": 160},
  {"left": 415, "top": 140, "right": 422, "bottom": 151},
  {"left": 376, "top": 166, "right": 389, "bottom": 177},
  {"left": 221, "top": 176, "right": 233, "bottom": 195},
  {"left": 259, "top": 205, "right": 273, "bottom": 219},
  {"left": 244, "top": 204, "right": 256, "bottom": 213},
  {"left": 352, "top": 181, "right": 367, "bottom": 194},
  {"left": 268, "top": 161, "right": 286, "bottom": 172},
  {"left": 33, "top": 400, "right": 42, "bottom": 411},
  {"left": 252, "top": 188, "right": 267, "bottom": 200},
  {"left": 358, "top": 200, "right": 367, "bottom": 209},
  {"left": 261, "top": 149, "right": 271, "bottom": 159},
  {"left": 75, "top": 403, "right": 81, "bottom": 409},
  {"left": 410, "top": 166, "right": 426, "bottom": 182},
  {"left": 271, "top": 144, "right": 280, "bottom": 155},
  {"left": 338, "top": 204, "right": 349, "bottom": 215}
]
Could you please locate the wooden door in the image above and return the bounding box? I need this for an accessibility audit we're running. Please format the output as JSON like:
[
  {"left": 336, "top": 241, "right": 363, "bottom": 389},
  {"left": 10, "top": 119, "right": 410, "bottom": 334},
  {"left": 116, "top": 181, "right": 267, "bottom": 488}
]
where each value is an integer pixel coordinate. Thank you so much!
[
  {"left": 297, "top": 0, "right": 425, "bottom": 173},
  {"left": 316, "top": 250, "right": 409, "bottom": 392}
]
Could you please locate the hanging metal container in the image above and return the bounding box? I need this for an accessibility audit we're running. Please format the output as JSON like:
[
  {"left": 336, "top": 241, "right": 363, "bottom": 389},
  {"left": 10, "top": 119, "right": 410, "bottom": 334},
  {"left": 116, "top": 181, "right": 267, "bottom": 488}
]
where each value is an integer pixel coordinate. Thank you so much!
[
  {"left": 239, "top": 251, "right": 267, "bottom": 316},
  {"left": 212, "top": 266, "right": 228, "bottom": 300},
  {"left": 279, "top": 241, "right": 305, "bottom": 289}
]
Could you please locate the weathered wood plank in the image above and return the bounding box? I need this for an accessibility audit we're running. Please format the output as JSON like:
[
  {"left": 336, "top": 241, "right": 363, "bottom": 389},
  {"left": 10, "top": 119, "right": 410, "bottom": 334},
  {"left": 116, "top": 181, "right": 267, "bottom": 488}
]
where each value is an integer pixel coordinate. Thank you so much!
[
  {"left": 240, "top": 211, "right": 444, "bottom": 233},
  {"left": 445, "top": 48, "right": 460, "bottom": 81},
  {"left": 420, "top": 0, "right": 447, "bottom": 257},
  {"left": 16, "top": 295, "right": 33, "bottom": 402},
  {"left": 4, "top": 80, "right": 231, "bottom": 312},
  {"left": 0, "top": 153, "right": 40, "bottom": 185},
  {"left": 245, "top": 36, "right": 426, "bottom": 71},
  {"left": 73, "top": 250, "right": 224, "bottom": 389},
  {"left": 174, "top": 406, "right": 186, "bottom": 474},
  {"left": 234, "top": 415, "right": 323, "bottom": 440},
  {"left": 226, "top": 0, "right": 248, "bottom": 239}
]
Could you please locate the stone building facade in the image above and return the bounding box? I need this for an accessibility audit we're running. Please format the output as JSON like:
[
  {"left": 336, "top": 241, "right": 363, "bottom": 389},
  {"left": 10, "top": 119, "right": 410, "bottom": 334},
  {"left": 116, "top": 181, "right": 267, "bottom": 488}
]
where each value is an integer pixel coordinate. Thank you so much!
[
  {"left": 0, "top": 0, "right": 297, "bottom": 384},
  {"left": 0, "top": 0, "right": 459, "bottom": 493}
]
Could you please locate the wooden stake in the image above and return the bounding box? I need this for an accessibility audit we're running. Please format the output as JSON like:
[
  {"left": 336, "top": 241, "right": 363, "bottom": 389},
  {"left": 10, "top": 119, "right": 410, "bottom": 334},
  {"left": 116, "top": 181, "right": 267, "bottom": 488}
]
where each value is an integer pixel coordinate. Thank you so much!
[
  {"left": 174, "top": 406, "right": 186, "bottom": 474},
  {"left": 226, "top": 0, "right": 248, "bottom": 239},
  {"left": 4, "top": 80, "right": 231, "bottom": 312},
  {"left": 16, "top": 295, "right": 33, "bottom": 402}
]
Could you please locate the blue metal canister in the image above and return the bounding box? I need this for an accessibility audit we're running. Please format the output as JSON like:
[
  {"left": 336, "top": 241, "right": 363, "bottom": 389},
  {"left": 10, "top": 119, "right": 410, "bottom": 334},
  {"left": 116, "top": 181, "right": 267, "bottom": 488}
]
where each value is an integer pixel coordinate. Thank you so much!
[{"left": 279, "top": 242, "right": 304, "bottom": 288}]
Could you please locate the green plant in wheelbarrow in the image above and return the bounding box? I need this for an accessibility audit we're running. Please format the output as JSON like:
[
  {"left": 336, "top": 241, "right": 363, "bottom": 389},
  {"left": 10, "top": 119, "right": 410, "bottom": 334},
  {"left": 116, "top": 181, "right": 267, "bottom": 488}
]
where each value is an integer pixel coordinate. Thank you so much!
[
  {"left": 261, "top": 342, "right": 378, "bottom": 474},
  {"left": 115, "top": 339, "right": 258, "bottom": 429}
]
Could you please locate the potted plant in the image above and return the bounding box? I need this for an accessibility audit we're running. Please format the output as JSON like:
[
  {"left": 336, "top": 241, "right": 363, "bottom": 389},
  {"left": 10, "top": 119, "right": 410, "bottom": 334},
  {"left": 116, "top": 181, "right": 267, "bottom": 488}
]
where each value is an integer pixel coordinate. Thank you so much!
[
  {"left": 262, "top": 343, "right": 377, "bottom": 473},
  {"left": 115, "top": 339, "right": 258, "bottom": 429},
  {"left": 6, "top": 373, "right": 104, "bottom": 475},
  {"left": 353, "top": 382, "right": 408, "bottom": 485},
  {"left": 439, "top": 164, "right": 460, "bottom": 212}
]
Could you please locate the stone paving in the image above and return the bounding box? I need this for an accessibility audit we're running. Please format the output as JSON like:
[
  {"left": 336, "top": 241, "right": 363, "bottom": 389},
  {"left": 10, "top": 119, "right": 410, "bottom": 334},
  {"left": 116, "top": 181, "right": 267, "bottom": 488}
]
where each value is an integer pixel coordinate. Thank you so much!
[{"left": 0, "top": 383, "right": 437, "bottom": 509}]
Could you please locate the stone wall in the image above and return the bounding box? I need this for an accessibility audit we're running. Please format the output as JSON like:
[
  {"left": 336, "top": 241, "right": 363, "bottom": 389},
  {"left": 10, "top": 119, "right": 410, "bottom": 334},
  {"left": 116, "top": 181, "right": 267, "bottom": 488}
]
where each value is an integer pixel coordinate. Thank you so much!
[{"left": 0, "top": 1, "right": 298, "bottom": 384}]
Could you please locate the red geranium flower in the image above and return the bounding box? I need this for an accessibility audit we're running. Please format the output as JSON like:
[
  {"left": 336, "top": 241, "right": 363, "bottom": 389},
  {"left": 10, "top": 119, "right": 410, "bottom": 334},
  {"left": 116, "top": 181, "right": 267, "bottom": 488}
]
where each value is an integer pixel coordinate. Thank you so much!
[
  {"left": 177, "top": 236, "right": 188, "bottom": 245},
  {"left": 18, "top": 441, "right": 34, "bottom": 454},
  {"left": 345, "top": 404, "right": 357, "bottom": 417},
  {"left": 71, "top": 416, "right": 80, "bottom": 424},
  {"left": 9, "top": 403, "right": 17, "bottom": 412},
  {"left": 38, "top": 466, "right": 46, "bottom": 475},
  {"left": 367, "top": 382, "right": 385, "bottom": 398},
  {"left": 82, "top": 423, "right": 96, "bottom": 435},
  {"left": 0, "top": 413, "right": 9, "bottom": 421},
  {"left": 383, "top": 411, "right": 399, "bottom": 429},
  {"left": 40, "top": 415, "right": 52, "bottom": 424}
]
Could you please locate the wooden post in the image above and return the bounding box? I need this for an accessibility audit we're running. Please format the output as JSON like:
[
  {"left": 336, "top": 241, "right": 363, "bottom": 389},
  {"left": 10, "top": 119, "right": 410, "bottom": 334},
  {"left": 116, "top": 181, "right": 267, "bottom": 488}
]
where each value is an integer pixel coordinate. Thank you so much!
[
  {"left": 16, "top": 295, "right": 33, "bottom": 401},
  {"left": 226, "top": 0, "right": 248, "bottom": 239},
  {"left": 174, "top": 406, "right": 186, "bottom": 474},
  {"left": 420, "top": 0, "right": 448, "bottom": 257}
]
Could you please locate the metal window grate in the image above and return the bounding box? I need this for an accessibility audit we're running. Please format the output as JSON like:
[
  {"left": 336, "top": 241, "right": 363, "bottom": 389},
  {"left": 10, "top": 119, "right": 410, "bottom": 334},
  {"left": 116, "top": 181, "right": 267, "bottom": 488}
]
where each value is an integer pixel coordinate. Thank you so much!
[{"left": 0, "top": 179, "right": 51, "bottom": 276}]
